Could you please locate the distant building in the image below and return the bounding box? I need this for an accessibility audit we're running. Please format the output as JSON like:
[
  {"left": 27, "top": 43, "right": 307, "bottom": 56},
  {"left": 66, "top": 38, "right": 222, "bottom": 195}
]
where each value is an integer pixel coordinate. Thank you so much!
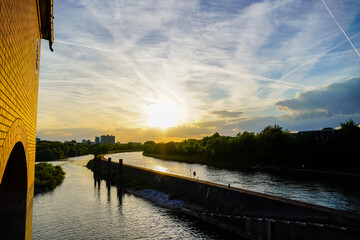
[
  {"left": 36, "top": 137, "right": 41, "bottom": 143},
  {"left": 95, "top": 136, "right": 100, "bottom": 144},
  {"left": 82, "top": 139, "right": 90, "bottom": 144},
  {"left": 100, "top": 135, "right": 115, "bottom": 144},
  {"left": 297, "top": 128, "right": 341, "bottom": 140}
]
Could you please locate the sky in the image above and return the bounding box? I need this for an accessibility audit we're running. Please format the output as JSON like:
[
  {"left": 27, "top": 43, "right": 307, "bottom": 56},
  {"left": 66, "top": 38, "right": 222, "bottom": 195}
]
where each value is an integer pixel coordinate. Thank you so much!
[{"left": 37, "top": 0, "right": 360, "bottom": 143}]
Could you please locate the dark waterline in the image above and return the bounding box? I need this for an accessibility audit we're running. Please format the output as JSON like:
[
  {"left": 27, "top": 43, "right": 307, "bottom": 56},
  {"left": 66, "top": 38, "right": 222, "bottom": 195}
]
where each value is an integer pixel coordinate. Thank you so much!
[
  {"left": 32, "top": 155, "right": 238, "bottom": 239},
  {"left": 106, "top": 152, "right": 360, "bottom": 214}
]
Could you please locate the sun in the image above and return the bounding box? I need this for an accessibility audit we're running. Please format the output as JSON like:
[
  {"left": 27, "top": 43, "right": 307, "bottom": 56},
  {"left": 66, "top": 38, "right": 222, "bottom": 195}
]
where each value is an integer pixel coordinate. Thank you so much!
[{"left": 147, "top": 102, "right": 181, "bottom": 129}]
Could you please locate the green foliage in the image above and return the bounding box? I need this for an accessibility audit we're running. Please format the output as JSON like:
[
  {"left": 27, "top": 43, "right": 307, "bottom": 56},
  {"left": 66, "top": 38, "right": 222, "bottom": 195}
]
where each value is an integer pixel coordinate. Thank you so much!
[
  {"left": 143, "top": 120, "right": 360, "bottom": 172},
  {"left": 86, "top": 159, "right": 95, "bottom": 170},
  {"left": 36, "top": 141, "right": 146, "bottom": 161},
  {"left": 34, "top": 162, "right": 65, "bottom": 193},
  {"left": 341, "top": 119, "right": 360, "bottom": 136},
  {"left": 36, "top": 141, "right": 92, "bottom": 161}
]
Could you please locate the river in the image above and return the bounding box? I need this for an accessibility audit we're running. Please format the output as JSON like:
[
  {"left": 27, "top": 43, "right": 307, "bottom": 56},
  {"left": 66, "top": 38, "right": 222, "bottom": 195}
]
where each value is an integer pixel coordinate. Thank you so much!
[
  {"left": 33, "top": 152, "right": 360, "bottom": 239},
  {"left": 32, "top": 155, "right": 238, "bottom": 239},
  {"left": 106, "top": 151, "right": 360, "bottom": 214}
]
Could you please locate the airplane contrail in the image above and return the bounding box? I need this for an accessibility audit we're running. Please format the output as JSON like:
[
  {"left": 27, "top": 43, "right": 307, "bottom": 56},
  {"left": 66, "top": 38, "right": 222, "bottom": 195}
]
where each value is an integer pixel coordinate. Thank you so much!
[
  {"left": 280, "top": 32, "right": 360, "bottom": 82},
  {"left": 321, "top": 0, "right": 360, "bottom": 58}
]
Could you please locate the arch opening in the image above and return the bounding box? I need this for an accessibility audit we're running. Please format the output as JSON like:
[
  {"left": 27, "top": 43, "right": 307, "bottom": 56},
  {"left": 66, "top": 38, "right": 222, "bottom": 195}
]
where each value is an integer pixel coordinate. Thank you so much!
[{"left": 0, "top": 142, "right": 28, "bottom": 239}]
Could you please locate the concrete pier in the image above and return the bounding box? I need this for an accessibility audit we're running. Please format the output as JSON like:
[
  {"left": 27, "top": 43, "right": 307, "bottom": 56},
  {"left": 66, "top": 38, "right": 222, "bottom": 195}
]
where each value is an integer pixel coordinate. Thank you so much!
[
  {"left": 107, "top": 158, "right": 112, "bottom": 183},
  {"left": 118, "top": 159, "right": 123, "bottom": 187}
]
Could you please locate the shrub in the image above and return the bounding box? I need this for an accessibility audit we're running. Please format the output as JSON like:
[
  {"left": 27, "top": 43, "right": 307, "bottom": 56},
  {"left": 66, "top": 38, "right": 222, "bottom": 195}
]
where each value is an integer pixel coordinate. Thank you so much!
[{"left": 35, "top": 162, "right": 65, "bottom": 193}]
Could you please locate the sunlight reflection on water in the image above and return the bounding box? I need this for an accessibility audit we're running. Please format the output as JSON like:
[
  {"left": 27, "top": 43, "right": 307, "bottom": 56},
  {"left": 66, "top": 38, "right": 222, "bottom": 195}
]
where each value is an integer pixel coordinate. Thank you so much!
[
  {"left": 153, "top": 165, "right": 168, "bottom": 173},
  {"left": 33, "top": 155, "right": 238, "bottom": 239},
  {"left": 106, "top": 152, "right": 360, "bottom": 214}
]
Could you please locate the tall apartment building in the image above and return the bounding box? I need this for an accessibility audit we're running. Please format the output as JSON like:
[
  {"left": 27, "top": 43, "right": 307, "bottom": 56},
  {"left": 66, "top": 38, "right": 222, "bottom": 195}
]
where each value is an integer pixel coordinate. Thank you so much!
[
  {"left": 100, "top": 135, "right": 115, "bottom": 144},
  {"left": 0, "top": 0, "right": 53, "bottom": 239}
]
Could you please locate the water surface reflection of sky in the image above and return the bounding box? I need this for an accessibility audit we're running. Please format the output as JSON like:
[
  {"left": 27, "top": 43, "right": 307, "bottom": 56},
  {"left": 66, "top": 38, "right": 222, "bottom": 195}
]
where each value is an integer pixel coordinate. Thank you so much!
[
  {"left": 33, "top": 154, "right": 238, "bottom": 239},
  {"left": 106, "top": 151, "right": 360, "bottom": 214}
]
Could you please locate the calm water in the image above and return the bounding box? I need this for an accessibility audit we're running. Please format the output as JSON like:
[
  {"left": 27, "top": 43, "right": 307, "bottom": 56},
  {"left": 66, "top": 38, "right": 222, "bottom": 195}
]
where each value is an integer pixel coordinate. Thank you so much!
[
  {"left": 33, "top": 152, "right": 360, "bottom": 239},
  {"left": 106, "top": 152, "right": 360, "bottom": 214},
  {"left": 32, "top": 155, "right": 237, "bottom": 239}
]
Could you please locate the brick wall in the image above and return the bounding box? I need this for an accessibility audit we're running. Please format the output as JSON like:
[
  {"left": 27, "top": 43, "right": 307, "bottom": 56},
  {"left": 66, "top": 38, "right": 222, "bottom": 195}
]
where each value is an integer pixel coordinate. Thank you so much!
[{"left": 0, "top": 0, "right": 43, "bottom": 238}]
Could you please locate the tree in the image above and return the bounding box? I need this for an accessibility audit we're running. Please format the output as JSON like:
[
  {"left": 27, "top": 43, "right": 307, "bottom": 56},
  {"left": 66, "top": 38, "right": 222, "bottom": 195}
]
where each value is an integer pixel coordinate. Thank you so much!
[{"left": 340, "top": 119, "right": 360, "bottom": 135}]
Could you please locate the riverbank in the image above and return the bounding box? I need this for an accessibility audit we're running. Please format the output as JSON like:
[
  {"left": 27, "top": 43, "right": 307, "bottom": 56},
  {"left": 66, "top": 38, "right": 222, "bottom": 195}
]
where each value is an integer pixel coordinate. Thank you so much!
[
  {"left": 143, "top": 152, "right": 206, "bottom": 164},
  {"left": 35, "top": 139, "right": 144, "bottom": 162},
  {"left": 143, "top": 122, "right": 360, "bottom": 176},
  {"left": 143, "top": 152, "right": 248, "bottom": 170},
  {"left": 143, "top": 152, "right": 360, "bottom": 182}
]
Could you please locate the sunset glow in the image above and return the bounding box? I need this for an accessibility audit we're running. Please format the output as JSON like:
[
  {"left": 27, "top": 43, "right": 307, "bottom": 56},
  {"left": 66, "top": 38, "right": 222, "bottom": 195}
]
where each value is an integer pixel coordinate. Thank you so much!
[
  {"left": 147, "top": 102, "right": 181, "bottom": 129},
  {"left": 36, "top": 0, "right": 360, "bottom": 142}
]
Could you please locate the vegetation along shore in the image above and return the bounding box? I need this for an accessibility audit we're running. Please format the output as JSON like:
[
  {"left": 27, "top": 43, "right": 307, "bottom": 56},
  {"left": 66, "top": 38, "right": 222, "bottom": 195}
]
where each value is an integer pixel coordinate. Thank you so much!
[
  {"left": 142, "top": 120, "right": 360, "bottom": 174},
  {"left": 34, "top": 162, "right": 65, "bottom": 194},
  {"left": 36, "top": 141, "right": 144, "bottom": 161}
]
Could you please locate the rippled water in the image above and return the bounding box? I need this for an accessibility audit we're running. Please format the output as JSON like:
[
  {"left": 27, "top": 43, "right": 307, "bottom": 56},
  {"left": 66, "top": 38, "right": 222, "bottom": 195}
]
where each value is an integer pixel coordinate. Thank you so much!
[
  {"left": 106, "top": 152, "right": 360, "bottom": 214},
  {"left": 32, "top": 155, "right": 238, "bottom": 239}
]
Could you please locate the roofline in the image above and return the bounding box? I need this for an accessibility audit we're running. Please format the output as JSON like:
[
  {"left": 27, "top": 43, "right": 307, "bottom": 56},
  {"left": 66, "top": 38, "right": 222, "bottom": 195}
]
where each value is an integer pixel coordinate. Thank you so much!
[{"left": 38, "top": 0, "right": 54, "bottom": 51}]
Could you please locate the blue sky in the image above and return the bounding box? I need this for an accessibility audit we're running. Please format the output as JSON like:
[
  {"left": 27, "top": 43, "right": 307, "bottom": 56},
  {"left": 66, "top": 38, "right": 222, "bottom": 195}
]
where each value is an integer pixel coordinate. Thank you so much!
[{"left": 37, "top": 0, "right": 360, "bottom": 142}]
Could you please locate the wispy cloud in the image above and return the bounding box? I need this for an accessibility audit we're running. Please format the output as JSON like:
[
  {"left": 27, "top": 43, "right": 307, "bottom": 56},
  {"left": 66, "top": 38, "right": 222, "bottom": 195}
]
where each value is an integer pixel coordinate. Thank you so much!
[
  {"left": 210, "top": 110, "right": 243, "bottom": 118},
  {"left": 37, "top": 0, "right": 360, "bottom": 141}
]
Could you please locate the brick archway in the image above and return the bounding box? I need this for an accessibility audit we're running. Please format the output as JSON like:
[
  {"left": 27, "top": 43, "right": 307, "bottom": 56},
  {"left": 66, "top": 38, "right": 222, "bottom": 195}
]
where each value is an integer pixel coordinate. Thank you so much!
[
  {"left": 0, "top": 118, "right": 33, "bottom": 239},
  {"left": 0, "top": 119, "right": 29, "bottom": 187},
  {"left": 0, "top": 141, "right": 28, "bottom": 239}
]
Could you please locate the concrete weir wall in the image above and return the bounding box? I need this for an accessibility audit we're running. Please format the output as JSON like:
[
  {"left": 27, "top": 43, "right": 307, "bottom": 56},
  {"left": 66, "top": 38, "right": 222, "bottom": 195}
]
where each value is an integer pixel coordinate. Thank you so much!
[{"left": 100, "top": 159, "right": 360, "bottom": 240}]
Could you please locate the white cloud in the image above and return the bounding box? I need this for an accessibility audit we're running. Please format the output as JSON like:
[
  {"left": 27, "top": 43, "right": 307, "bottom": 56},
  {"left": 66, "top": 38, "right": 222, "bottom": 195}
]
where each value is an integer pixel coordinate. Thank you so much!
[
  {"left": 37, "top": 0, "right": 360, "bottom": 141},
  {"left": 276, "top": 77, "right": 360, "bottom": 119}
]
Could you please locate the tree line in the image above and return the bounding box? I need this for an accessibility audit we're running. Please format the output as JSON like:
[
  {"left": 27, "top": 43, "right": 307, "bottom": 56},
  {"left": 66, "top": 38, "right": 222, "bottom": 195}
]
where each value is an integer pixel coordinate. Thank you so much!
[
  {"left": 143, "top": 120, "right": 360, "bottom": 172},
  {"left": 36, "top": 140, "right": 143, "bottom": 161}
]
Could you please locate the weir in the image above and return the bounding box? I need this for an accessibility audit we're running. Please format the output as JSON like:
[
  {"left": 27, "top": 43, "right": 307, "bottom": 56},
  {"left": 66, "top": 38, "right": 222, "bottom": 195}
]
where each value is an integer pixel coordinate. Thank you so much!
[{"left": 95, "top": 158, "right": 360, "bottom": 240}]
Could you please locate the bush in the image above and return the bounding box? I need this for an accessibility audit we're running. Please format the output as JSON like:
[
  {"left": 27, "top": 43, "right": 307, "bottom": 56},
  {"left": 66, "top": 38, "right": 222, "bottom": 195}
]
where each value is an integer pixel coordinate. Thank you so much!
[{"left": 35, "top": 162, "right": 65, "bottom": 194}]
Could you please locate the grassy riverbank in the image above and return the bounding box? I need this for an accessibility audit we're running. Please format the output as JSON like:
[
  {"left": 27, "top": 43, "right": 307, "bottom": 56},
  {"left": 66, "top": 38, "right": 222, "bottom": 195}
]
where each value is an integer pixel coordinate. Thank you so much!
[{"left": 34, "top": 162, "right": 65, "bottom": 194}]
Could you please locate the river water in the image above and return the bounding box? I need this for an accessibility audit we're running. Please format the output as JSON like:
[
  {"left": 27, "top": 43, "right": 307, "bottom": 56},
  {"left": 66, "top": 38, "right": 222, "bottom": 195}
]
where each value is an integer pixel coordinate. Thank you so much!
[
  {"left": 32, "top": 155, "right": 238, "bottom": 239},
  {"left": 33, "top": 152, "right": 360, "bottom": 239},
  {"left": 106, "top": 152, "right": 360, "bottom": 214}
]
